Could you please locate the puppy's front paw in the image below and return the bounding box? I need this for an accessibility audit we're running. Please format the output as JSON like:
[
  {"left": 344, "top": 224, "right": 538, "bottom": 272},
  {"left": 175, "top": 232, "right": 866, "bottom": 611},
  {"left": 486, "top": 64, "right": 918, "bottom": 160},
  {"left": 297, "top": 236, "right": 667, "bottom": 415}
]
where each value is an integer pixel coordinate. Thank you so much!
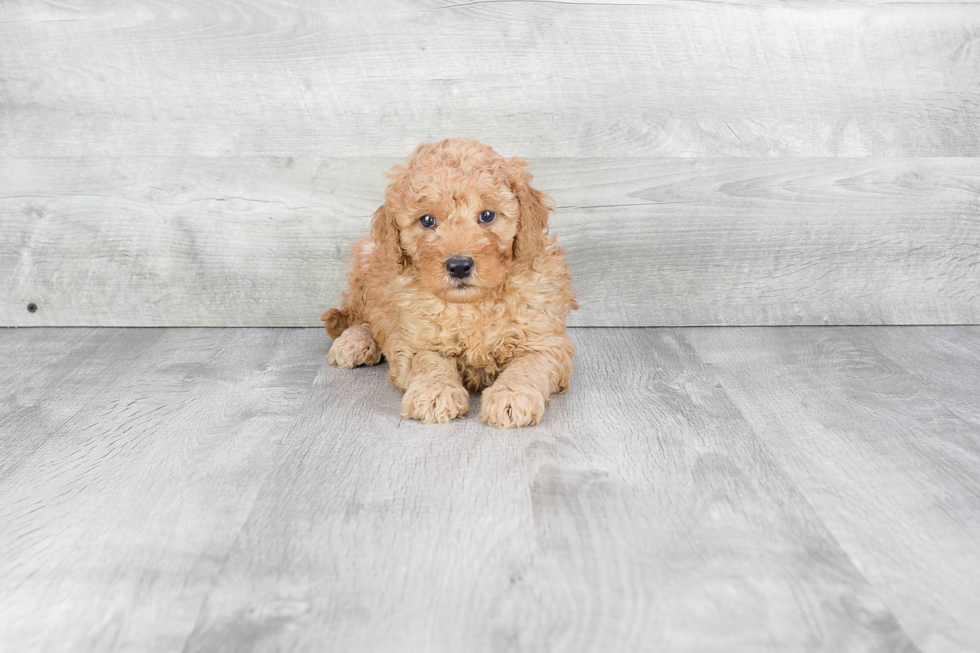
[
  {"left": 481, "top": 385, "right": 547, "bottom": 429},
  {"left": 328, "top": 325, "right": 382, "bottom": 369},
  {"left": 402, "top": 383, "right": 469, "bottom": 424}
]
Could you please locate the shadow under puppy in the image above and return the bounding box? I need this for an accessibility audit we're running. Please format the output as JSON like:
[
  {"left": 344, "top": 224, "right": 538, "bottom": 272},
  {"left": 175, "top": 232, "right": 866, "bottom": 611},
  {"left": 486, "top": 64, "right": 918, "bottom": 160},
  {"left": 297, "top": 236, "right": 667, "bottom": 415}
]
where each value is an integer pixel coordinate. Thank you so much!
[{"left": 322, "top": 138, "right": 577, "bottom": 428}]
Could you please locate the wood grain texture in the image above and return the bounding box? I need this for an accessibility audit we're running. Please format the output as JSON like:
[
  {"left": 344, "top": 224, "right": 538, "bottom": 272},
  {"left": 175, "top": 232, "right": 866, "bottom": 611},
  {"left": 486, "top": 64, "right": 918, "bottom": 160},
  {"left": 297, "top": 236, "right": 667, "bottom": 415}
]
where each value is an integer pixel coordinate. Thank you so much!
[
  {"left": 3, "top": 156, "right": 978, "bottom": 327},
  {"left": 0, "top": 327, "right": 935, "bottom": 652},
  {"left": 0, "top": 328, "right": 323, "bottom": 652},
  {"left": 0, "top": 329, "right": 166, "bottom": 478},
  {"left": 1, "top": 0, "right": 979, "bottom": 158},
  {"left": 687, "top": 326, "right": 980, "bottom": 652},
  {"left": 183, "top": 328, "right": 917, "bottom": 651},
  {"left": 851, "top": 327, "right": 980, "bottom": 427}
]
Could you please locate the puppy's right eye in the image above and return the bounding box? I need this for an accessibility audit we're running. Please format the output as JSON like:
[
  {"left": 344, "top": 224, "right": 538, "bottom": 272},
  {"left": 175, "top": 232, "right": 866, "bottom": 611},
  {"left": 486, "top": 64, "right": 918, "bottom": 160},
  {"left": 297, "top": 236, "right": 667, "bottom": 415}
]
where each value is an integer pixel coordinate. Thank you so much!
[{"left": 419, "top": 214, "right": 436, "bottom": 229}]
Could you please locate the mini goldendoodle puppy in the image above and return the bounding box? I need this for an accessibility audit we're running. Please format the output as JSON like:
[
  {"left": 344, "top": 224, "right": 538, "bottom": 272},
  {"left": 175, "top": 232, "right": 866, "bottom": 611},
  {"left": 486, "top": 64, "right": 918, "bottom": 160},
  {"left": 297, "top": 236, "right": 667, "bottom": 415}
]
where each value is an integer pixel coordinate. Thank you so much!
[{"left": 322, "top": 138, "right": 577, "bottom": 428}]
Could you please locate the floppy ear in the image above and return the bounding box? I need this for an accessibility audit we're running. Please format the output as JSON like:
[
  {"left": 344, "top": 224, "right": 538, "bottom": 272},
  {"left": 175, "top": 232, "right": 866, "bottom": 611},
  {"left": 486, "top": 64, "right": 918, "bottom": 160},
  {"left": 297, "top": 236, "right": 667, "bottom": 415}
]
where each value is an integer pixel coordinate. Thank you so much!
[
  {"left": 370, "top": 202, "right": 408, "bottom": 270},
  {"left": 371, "top": 164, "right": 410, "bottom": 270},
  {"left": 506, "top": 156, "right": 552, "bottom": 265}
]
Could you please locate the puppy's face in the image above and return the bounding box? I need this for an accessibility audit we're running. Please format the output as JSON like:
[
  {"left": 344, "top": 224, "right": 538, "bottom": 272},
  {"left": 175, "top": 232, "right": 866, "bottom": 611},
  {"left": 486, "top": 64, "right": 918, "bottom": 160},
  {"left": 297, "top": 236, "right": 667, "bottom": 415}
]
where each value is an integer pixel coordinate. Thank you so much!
[
  {"left": 396, "top": 171, "right": 520, "bottom": 303},
  {"left": 373, "top": 139, "right": 549, "bottom": 303}
]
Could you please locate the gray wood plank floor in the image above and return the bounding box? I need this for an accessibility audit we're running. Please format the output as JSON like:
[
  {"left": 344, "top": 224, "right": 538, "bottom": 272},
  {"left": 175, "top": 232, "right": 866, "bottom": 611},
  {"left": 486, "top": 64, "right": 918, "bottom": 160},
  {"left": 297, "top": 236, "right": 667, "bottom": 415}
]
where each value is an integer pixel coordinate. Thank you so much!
[{"left": 1, "top": 327, "right": 978, "bottom": 652}]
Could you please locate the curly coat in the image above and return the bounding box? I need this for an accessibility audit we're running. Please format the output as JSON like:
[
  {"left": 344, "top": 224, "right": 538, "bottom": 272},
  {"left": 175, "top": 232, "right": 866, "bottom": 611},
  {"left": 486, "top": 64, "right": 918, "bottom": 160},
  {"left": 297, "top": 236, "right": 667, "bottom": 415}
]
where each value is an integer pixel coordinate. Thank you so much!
[{"left": 322, "top": 138, "right": 577, "bottom": 428}]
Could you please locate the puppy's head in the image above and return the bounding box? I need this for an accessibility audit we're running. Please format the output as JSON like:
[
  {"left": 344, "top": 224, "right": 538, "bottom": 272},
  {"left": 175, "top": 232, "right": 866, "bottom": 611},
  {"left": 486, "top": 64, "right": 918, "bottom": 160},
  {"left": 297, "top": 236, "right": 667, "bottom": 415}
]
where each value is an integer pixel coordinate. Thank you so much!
[{"left": 371, "top": 138, "right": 551, "bottom": 303}]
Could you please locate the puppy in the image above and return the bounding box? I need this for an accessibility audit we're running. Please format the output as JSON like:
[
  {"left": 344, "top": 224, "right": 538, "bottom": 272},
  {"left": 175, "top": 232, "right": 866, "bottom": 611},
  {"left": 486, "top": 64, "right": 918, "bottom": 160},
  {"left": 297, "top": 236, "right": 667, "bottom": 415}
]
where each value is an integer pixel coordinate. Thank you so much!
[{"left": 322, "top": 138, "right": 577, "bottom": 428}]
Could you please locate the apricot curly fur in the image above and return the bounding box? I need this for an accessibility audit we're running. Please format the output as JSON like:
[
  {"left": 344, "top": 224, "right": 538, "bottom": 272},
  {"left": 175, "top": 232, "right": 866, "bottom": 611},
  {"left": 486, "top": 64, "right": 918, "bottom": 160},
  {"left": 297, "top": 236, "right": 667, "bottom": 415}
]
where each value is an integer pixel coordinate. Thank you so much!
[{"left": 322, "top": 138, "right": 578, "bottom": 428}]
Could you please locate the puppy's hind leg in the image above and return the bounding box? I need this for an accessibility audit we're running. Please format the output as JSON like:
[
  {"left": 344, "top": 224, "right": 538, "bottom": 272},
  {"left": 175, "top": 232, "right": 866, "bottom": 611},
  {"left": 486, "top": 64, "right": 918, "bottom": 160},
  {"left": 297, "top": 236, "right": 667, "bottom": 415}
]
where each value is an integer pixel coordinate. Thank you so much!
[
  {"left": 328, "top": 323, "right": 382, "bottom": 369},
  {"left": 322, "top": 308, "right": 350, "bottom": 339}
]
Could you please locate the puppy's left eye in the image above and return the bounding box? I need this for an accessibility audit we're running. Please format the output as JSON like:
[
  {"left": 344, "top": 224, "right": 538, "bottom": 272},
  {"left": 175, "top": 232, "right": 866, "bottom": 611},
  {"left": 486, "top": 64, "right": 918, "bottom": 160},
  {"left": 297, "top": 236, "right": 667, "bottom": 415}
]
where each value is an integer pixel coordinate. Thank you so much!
[{"left": 478, "top": 210, "right": 496, "bottom": 224}]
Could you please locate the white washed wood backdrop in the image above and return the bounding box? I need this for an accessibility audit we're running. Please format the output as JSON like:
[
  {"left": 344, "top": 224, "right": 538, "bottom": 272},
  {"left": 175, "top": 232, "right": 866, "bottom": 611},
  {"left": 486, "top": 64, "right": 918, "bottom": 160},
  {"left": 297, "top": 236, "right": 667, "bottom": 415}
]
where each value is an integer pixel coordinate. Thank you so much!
[{"left": 1, "top": 0, "right": 978, "bottom": 326}]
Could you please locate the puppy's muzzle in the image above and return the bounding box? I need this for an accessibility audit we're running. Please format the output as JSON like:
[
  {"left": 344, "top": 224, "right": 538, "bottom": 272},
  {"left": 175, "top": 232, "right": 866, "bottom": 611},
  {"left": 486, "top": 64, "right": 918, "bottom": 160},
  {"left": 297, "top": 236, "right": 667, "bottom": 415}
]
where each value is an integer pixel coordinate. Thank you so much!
[{"left": 445, "top": 256, "right": 474, "bottom": 280}]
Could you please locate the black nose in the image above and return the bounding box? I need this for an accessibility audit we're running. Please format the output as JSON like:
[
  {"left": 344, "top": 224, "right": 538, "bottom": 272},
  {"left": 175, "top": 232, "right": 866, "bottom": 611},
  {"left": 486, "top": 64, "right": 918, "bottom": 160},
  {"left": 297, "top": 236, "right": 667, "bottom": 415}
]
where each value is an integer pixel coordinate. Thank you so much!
[{"left": 445, "top": 256, "right": 474, "bottom": 279}]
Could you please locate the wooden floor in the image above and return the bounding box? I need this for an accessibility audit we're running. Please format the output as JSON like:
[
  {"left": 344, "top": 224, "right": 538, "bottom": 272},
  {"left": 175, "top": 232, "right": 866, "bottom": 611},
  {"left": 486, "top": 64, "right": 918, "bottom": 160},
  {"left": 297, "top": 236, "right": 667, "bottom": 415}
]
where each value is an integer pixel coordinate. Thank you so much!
[{"left": 1, "top": 327, "right": 978, "bottom": 653}]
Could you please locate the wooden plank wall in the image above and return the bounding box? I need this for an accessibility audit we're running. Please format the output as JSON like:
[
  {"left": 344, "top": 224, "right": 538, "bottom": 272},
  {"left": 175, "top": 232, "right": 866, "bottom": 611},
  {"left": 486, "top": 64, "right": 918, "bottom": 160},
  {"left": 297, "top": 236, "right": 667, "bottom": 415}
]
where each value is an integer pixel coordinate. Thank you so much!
[{"left": 1, "top": 0, "right": 978, "bottom": 326}]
